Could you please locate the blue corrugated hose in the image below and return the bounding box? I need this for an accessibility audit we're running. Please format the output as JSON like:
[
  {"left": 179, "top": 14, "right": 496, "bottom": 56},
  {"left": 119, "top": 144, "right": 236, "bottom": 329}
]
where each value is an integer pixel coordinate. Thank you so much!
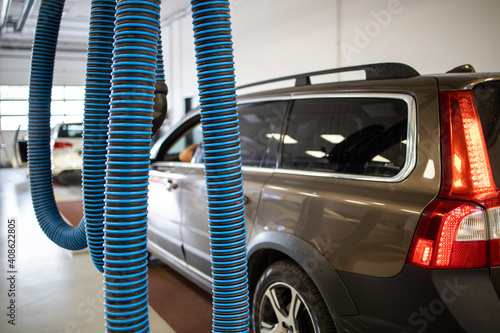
[
  {"left": 28, "top": 0, "right": 88, "bottom": 251},
  {"left": 103, "top": 1, "right": 161, "bottom": 331},
  {"left": 83, "top": 0, "right": 167, "bottom": 274},
  {"left": 82, "top": 0, "right": 116, "bottom": 273},
  {"left": 191, "top": 1, "right": 250, "bottom": 332},
  {"left": 29, "top": 0, "right": 164, "bottom": 331},
  {"left": 29, "top": 0, "right": 250, "bottom": 331}
]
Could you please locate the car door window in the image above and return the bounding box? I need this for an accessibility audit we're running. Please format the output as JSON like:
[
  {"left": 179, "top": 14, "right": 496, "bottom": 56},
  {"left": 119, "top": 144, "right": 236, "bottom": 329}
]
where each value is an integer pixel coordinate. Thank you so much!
[
  {"left": 281, "top": 97, "right": 409, "bottom": 177},
  {"left": 238, "top": 101, "right": 288, "bottom": 168},
  {"left": 159, "top": 123, "right": 202, "bottom": 162},
  {"left": 158, "top": 101, "right": 287, "bottom": 166}
]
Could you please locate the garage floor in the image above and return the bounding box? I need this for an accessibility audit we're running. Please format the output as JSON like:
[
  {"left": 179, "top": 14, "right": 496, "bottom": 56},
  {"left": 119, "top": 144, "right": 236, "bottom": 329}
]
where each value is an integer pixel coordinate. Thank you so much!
[{"left": 0, "top": 168, "right": 212, "bottom": 333}]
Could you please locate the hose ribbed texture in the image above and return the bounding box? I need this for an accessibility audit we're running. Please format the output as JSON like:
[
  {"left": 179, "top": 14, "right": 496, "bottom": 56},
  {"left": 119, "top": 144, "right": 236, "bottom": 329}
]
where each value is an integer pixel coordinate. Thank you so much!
[
  {"left": 191, "top": 1, "right": 250, "bottom": 332},
  {"left": 82, "top": 0, "right": 116, "bottom": 273},
  {"left": 103, "top": 0, "right": 160, "bottom": 331},
  {"left": 28, "top": 0, "right": 88, "bottom": 251},
  {"left": 156, "top": 31, "right": 165, "bottom": 81}
]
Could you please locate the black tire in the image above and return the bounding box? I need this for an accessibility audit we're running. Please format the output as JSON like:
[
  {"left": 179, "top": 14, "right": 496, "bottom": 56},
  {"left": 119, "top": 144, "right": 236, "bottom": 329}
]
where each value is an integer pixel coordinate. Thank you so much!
[{"left": 252, "top": 260, "right": 337, "bottom": 333}]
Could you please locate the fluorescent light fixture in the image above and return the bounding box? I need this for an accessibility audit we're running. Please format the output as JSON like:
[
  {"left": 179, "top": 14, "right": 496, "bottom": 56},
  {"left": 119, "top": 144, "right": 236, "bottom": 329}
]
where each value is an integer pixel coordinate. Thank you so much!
[
  {"left": 306, "top": 150, "right": 326, "bottom": 158},
  {"left": 283, "top": 135, "right": 298, "bottom": 144},
  {"left": 266, "top": 133, "right": 280, "bottom": 141},
  {"left": 266, "top": 133, "right": 297, "bottom": 144},
  {"left": 321, "top": 134, "right": 345, "bottom": 144},
  {"left": 372, "top": 155, "right": 390, "bottom": 163}
]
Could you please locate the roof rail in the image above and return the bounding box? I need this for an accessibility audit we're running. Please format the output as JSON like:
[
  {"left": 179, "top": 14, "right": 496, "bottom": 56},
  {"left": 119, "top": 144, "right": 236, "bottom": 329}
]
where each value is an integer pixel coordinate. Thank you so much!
[{"left": 238, "top": 62, "right": 420, "bottom": 90}]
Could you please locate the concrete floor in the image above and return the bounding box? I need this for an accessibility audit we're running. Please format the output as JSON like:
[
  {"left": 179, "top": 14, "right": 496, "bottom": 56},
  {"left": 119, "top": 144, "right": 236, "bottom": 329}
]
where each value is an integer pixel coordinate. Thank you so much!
[{"left": 0, "top": 168, "right": 176, "bottom": 333}]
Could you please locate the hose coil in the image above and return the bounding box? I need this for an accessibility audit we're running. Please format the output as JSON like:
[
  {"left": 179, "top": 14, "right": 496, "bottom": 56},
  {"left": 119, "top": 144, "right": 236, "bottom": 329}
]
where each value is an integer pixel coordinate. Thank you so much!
[
  {"left": 29, "top": 0, "right": 249, "bottom": 332},
  {"left": 82, "top": 0, "right": 117, "bottom": 273},
  {"left": 28, "top": 0, "right": 88, "bottom": 251},
  {"left": 103, "top": 0, "right": 161, "bottom": 331},
  {"left": 191, "top": 1, "right": 250, "bottom": 332},
  {"left": 29, "top": 0, "right": 163, "bottom": 331}
]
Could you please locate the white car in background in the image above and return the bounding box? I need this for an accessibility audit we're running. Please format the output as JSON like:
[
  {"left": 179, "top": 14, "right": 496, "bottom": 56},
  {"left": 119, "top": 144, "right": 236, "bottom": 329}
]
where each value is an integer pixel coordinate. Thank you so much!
[{"left": 51, "top": 123, "right": 83, "bottom": 183}]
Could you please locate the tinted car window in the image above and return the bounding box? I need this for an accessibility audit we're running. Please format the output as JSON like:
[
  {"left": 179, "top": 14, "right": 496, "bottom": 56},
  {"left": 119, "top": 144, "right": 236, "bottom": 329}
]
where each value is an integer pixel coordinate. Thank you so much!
[
  {"left": 238, "top": 101, "right": 288, "bottom": 167},
  {"left": 281, "top": 97, "right": 408, "bottom": 177}
]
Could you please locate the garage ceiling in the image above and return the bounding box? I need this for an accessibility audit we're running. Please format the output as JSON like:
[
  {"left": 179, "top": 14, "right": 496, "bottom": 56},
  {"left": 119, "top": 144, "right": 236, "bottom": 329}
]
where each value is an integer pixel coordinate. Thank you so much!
[{"left": 0, "top": 0, "right": 189, "bottom": 58}]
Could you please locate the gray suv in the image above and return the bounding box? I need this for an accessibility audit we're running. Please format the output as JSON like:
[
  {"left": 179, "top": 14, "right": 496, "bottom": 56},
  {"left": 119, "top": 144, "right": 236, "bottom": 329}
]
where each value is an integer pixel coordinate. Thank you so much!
[{"left": 147, "top": 63, "right": 500, "bottom": 332}]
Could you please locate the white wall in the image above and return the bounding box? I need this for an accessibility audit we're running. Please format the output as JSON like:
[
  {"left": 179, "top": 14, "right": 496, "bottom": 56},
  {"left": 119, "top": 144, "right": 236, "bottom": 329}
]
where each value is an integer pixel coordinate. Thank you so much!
[
  {"left": 231, "top": 0, "right": 339, "bottom": 85},
  {"left": 0, "top": 55, "right": 86, "bottom": 86},
  {"left": 162, "top": 0, "right": 500, "bottom": 123},
  {"left": 162, "top": 13, "right": 199, "bottom": 125},
  {"left": 162, "top": 0, "right": 340, "bottom": 124},
  {"left": 339, "top": 0, "right": 500, "bottom": 72}
]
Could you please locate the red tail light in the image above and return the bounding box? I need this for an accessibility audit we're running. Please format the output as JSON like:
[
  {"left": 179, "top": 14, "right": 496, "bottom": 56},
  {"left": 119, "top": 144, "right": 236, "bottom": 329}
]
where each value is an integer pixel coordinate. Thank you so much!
[
  {"left": 408, "top": 199, "right": 488, "bottom": 268},
  {"left": 53, "top": 141, "right": 73, "bottom": 149},
  {"left": 439, "top": 91, "right": 497, "bottom": 201},
  {"left": 408, "top": 91, "right": 500, "bottom": 268}
]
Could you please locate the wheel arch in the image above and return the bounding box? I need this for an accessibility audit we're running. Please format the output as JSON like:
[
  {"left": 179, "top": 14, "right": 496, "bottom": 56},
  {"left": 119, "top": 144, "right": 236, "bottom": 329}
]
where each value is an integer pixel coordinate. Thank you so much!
[{"left": 247, "top": 231, "right": 358, "bottom": 319}]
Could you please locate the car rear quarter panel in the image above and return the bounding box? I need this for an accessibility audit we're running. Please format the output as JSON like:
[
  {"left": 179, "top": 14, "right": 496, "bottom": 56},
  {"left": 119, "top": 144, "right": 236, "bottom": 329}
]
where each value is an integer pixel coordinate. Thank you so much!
[{"left": 252, "top": 78, "right": 442, "bottom": 277}]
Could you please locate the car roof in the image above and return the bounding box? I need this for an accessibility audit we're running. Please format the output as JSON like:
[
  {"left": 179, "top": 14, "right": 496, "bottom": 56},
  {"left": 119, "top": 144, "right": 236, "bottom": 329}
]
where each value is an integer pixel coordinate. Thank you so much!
[{"left": 236, "top": 63, "right": 500, "bottom": 100}]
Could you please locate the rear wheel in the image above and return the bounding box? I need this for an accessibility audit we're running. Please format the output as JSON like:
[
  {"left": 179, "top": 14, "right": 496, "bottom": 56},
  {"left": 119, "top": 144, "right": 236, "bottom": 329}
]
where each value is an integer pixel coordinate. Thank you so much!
[{"left": 252, "top": 260, "right": 337, "bottom": 333}]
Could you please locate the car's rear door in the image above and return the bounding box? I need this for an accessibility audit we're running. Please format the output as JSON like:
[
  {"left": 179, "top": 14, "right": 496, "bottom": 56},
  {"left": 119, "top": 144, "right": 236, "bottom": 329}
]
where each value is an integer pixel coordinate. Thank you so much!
[{"left": 179, "top": 100, "right": 289, "bottom": 279}]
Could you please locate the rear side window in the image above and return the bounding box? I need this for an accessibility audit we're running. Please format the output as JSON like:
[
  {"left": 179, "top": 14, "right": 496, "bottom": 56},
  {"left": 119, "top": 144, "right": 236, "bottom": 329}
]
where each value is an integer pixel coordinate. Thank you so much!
[
  {"left": 238, "top": 101, "right": 288, "bottom": 168},
  {"left": 57, "top": 124, "right": 83, "bottom": 138},
  {"left": 474, "top": 81, "right": 500, "bottom": 187},
  {"left": 281, "top": 97, "right": 409, "bottom": 177}
]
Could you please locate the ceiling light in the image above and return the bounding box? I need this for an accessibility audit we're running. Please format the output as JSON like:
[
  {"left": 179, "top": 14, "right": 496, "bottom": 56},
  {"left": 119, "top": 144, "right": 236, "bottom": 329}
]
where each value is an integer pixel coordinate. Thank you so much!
[
  {"left": 321, "top": 134, "right": 345, "bottom": 144},
  {"left": 372, "top": 155, "right": 390, "bottom": 163},
  {"left": 266, "top": 133, "right": 297, "bottom": 144},
  {"left": 306, "top": 150, "right": 326, "bottom": 158}
]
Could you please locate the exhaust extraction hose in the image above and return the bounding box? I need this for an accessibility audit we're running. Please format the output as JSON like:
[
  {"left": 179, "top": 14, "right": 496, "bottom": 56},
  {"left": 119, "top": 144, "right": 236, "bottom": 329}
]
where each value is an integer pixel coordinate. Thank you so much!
[
  {"left": 29, "top": 0, "right": 251, "bottom": 331},
  {"left": 191, "top": 1, "right": 250, "bottom": 332},
  {"left": 83, "top": 0, "right": 167, "bottom": 273},
  {"left": 102, "top": 0, "right": 161, "bottom": 331},
  {"left": 82, "top": 0, "right": 116, "bottom": 272},
  {"left": 28, "top": 0, "right": 88, "bottom": 250},
  {"left": 29, "top": 0, "right": 165, "bottom": 331}
]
